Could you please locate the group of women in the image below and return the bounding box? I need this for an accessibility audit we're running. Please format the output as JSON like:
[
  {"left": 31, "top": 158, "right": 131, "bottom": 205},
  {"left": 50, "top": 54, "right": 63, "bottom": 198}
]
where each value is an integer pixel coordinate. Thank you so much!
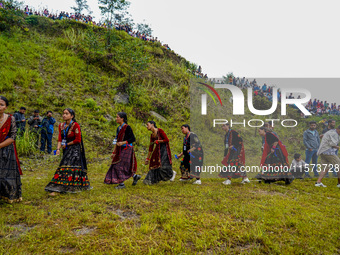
[{"left": 0, "top": 95, "right": 293, "bottom": 204}]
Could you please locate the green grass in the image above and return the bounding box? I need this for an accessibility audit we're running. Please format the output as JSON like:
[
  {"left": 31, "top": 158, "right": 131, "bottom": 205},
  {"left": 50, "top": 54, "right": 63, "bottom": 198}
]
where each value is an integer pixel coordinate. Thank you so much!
[{"left": 1, "top": 158, "right": 340, "bottom": 254}]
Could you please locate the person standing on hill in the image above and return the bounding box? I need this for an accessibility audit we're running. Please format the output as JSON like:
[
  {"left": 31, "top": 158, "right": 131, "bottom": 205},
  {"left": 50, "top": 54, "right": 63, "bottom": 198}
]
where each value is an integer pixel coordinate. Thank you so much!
[
  {"left": 104, "top": 112, "right": 141, "bottom": 189},
  {"left": 143, "top": 121, "right": 175, "bottom": 185},
  {"left": 303, "top": 121, "right": 320, "bottom": 178},
  {"left": 13, "top": 106, "right": 26, "bottom": 134},
  {"left": 40, "top": 111, "right": 56, "bottom": 154},
  {"left": 27, "top": 110, "right": 42, "bottom": 148},
  {"left": 177, "top": 124, "right": 204, "bottom": 185},
  {"left": 0, "top": 96, "right": 23, "bottom": 203},
  {"left": 45, "top": 108, "right": 91, "bottom": 195},
  {"left": 219, "top": 123, "right": 249, "bottom": 185}
]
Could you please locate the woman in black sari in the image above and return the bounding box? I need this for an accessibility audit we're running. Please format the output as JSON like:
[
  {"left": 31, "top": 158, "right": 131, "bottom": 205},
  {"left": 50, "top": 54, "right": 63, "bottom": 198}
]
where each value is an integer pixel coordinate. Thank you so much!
[
  {"left": 219, "top": 123, "right": 249, "bottom": 185},
  {"left": 178, "top": 124, "right": 204, "bottom": 185},
  {"left": 45, "top": 108, "right": 91, "bottom": 195},
  {"left": 0, "top": 96, "right": 22, "bottom": 203},
  {"left": 143, "top": 121, "right": 174, "bottom": 185},
  {"left": 255, "top": 126, "right": 293, "bottom": 184},
  {"left": 104, "top": 112, "right": 141, "bottom": 189}
]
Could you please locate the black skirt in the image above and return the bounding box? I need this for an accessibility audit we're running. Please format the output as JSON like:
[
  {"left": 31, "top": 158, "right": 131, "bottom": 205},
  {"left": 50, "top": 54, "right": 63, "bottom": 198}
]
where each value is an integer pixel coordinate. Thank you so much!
[
  {"left": 143, "top": 143, "right": 173, "bottom": 185},
  {"left": 0, "top": 143, "right": 22, "bottom": 203},
  {"left": 45, "top": 144, "right": 91, "bottom": 193}
]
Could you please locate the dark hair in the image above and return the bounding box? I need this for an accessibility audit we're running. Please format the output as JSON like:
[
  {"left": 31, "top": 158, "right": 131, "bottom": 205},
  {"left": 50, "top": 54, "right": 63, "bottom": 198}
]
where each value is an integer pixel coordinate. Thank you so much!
[
  {"left": 294, "top": 153, "right": 301, "bottom": 160},
  {"left": 259, "top": 126, "right": 270, "bottom": 132},
  {"left": 46, "top": 111, "right": 53, "bottom": 114},
  {"left": 34, "top": 110, "right": 39, "bottom": 113},
  {"left": 181, "top": 124, "right": 190, "bottom": 131},
  {"left": 147, "top": 121, "right": 157, "bottom": 128},
  {"left": 328, "top": 119, "right": 335, "bottom": 124},
  {"left": 117, "top": 112, "right": 128, "bottom": 123},
  {"left": 64, "top": 108, "right": 76, "bottom": 122},
  {"left": 20, "top": 107, "right": 26, "bottom": 110},
  {"left": 222, "top": 123, "right": 230, "bottom": 127},
  {"left": 309, "top": 121, "right": 317, "bottom": 125},
  {"left": 0, "top": 96, "right": 9, "bottom": 106}
]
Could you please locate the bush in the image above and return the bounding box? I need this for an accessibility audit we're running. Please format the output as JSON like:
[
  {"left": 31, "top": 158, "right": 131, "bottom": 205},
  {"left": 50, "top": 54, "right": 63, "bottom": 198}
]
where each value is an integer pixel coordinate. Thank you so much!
[{"left": 16, "top": 130, "right": 39, "bottom": 156}]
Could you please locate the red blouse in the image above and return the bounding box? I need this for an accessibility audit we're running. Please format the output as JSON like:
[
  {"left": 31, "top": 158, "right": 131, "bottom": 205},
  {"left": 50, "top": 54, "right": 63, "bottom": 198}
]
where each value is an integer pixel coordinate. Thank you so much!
[
  {"left": 148, "top": 128, "right": 169, "bottom": 152},
  {"left": 58, "top": 122, "right": 82, "bottom": 144}
]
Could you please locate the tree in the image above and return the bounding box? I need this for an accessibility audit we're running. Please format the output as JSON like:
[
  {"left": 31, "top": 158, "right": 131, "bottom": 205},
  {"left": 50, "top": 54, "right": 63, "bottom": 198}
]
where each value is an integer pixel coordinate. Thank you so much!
[
  {"left": 71, "top": 0, "right": 90, "bottom": 14},
  {"left": 98, "top": 0, "right": 130, "bottom": 24},
  {"left": 136, "top": 20, "right": 152, "bottom": 36}
]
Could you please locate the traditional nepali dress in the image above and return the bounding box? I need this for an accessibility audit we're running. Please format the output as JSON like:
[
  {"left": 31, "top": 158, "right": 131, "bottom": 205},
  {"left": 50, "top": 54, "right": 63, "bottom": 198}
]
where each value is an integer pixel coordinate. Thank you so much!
[
  {"left": 219, "top": 129, "right": 246, "bottom": 179},
  {"left": 45, "top": 122, "right": 91, "bottom": 193},
  {"left": 255, "top": 132, "right": 293, "bottom": 182},
  {"left": 104, "top": 124, "right": 137, "bottom": 184},
  {"left": 143, "top": 128, "right": 173, "bottom": 185},
  {"left": 0, "top": 115, "right": 22, "bottom": 203},
  {"left": 180, "top": 132, "right": 204, "bottom": 179}
]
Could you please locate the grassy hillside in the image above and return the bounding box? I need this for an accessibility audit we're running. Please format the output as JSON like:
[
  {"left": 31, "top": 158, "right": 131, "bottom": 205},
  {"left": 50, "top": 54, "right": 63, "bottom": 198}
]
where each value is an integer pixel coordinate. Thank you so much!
[{"left": 1, "top": 6, "right": 340, "bottom": 255}]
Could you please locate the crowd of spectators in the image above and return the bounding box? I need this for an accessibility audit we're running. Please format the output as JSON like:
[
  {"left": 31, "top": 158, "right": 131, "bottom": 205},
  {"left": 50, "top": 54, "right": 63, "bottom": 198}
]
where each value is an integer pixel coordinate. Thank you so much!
[{"left": 1, "top": 2, "right": 171, "bottom": 50}]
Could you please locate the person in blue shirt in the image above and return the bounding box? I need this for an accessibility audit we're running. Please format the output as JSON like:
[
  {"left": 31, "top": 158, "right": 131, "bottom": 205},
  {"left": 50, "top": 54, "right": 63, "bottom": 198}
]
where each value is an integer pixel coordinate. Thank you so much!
[{"left": 40, "top": 111, "right": 56, "bottom": 154}]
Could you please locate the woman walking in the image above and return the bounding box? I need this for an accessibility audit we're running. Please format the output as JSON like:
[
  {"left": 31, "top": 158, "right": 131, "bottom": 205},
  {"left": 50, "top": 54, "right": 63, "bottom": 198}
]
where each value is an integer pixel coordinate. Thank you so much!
[
  {"left": 45, "top": 108, "right": 91, "bottom": 194},
  {"left": 178, "top": 124, "right": 203, "bottom": 185},
  {"left": 0, "top": 96, "right": 22, "bottom": 203},
  {"left": 255, "top": 126, "right": 293, "bottom": 184},
  {"left": 143, "top": 121, "right": 175, "bottom": 185},
  {"left": 219, "top": 123, "right": 249, "bottom": 185},
  {"left": 104, "top": 112, "right": 140, "bottom": 189}
]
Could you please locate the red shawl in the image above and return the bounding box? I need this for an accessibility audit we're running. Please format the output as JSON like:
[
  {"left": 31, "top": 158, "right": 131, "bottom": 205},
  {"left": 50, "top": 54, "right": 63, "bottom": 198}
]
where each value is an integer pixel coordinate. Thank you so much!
[
  {"left": 149, "top": 128, "right": 172, "bottom": 170},
  {"left": 0, "top": 115, "right": 22, "bottom": 175},
  {"left": 260, "top": 132, "right": 289, "bottom": 166},
  {"left": 221, "top": 130, "right": 245, "bottom": 166},
  {"left": 111, "top": 124, "right": 137, "bottom": 173}
]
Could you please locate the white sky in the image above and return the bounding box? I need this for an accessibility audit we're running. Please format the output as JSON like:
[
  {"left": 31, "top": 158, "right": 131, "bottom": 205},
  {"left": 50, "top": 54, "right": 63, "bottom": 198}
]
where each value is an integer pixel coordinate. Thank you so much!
[{"left": 23, "top": 0, "right": 340, "bottom": 103}]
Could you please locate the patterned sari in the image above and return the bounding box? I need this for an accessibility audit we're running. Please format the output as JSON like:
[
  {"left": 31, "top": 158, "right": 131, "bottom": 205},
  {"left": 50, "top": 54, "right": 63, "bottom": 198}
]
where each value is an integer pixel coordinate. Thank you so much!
[{"left": 0, "top": 114, "right": 22, "bottom": 203}]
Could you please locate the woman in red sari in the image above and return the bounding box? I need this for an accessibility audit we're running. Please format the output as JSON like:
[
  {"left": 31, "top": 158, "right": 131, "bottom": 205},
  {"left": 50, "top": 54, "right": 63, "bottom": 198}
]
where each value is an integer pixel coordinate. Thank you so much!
[
  {"left": 0, "top": 96, "right": 23, "bottom": 203},
  {"left": 104, "top": 112, "right": 140, "bottom": 189},
  {"left": 45, "top": 108, "right": 91, "bottom": 194},
  {"left": 255, "top": 126, "right": 293, "bottom": 184},
  {"left": 143, "top": 121, "right": 174, "bottom": 185},
  {"left": 219, "top": 123, "right": 249, "bottom": 185}
]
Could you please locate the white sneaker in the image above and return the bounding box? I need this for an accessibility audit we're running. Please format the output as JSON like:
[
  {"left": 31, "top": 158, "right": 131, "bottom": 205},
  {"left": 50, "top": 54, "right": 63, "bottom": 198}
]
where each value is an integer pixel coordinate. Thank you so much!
[
  {"left": 337, "top": 184, "right": 340, "bottom": 188},
  {"left": 222, "top": 179, "right": 231, "bottom": 185},
  {"left": 192, "top": 179, "right": 201, "bottom": 185},
  {"left": 241, "top": 178, "right": 250, "bottom": 184},
  {"left": 170, "top": 171, "right": 176, "bottom": 182},
  {"left": 315, "top": 182, "right": 327, "bottom": 187}
]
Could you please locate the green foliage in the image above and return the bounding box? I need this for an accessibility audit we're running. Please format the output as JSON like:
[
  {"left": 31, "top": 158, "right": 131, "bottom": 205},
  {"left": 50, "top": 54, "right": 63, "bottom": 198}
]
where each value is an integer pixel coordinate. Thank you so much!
[{"left": 15, "top": 130, "right": 39, "bottom": 156}]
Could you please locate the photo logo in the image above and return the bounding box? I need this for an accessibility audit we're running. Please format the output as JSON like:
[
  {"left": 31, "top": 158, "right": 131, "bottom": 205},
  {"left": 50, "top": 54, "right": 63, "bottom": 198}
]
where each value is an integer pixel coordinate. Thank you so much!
[{"left": 199, "top": 83, "right": 312, "bottom": 116}]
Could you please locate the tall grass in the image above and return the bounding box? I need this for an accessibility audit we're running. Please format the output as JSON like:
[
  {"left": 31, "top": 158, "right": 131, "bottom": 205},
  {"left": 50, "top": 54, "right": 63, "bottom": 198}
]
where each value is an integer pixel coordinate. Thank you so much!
[{"left": 15, "top": 130, "right": 39, "bottom": 156}]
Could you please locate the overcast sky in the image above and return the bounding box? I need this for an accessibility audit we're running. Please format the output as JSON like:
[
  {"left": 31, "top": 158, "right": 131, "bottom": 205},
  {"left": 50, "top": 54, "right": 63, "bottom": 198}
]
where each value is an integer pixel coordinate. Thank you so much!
[{"left": 23, "top": 0, "right": 340, "bottom": 103}]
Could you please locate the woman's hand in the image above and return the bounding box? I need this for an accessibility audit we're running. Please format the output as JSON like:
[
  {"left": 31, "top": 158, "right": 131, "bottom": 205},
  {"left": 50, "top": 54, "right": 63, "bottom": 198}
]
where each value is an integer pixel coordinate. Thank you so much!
[
  {"left": 56, "top": 149, "right": 60, "bottom": 156},
  {"left": 178, "top": 152, "right": 183, "bottom": 158},
  {"left": 111, "top": 153, "right": 115, "bottom": 160},
  {"left": 62, "top": 144, "right": 66, "bottom": 149},
  {"left": 116, "top": 141, "right": 125, "bottom": 147},
  {"left": 145, "top": 158, "right": 150, "bottom": 165},
  {"left": 271, "top": 148, "right": 275, "bottom": 153}
]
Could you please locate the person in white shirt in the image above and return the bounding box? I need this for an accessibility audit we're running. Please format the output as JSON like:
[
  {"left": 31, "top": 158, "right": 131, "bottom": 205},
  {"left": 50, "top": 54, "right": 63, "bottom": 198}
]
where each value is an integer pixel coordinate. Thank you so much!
[
  {"left": 290, "top": 153, "right": 307, "bottom": 179},
  {"left": 315, "top": 126, "right": 340, "bottom": 187}
]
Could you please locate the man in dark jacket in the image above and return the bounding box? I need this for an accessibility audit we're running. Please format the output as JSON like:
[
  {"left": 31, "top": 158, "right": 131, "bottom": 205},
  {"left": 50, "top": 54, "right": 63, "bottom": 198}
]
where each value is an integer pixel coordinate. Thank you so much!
[
  {"left": 13, "top": 107, "right": 26, "bottom": 134},
  {"left": 28, "top": 110, "right": 43, "bottom": 147},
  {"left": 40, "top": 111, "right": 56, "bottom": 154}
]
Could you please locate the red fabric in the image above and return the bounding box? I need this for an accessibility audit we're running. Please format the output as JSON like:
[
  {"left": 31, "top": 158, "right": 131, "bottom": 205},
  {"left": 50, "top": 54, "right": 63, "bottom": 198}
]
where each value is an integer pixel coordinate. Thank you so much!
[
  {"left": 0, "top": 114, "right": 22, "bottom": 175},
  {"left": 260, "top": 132, "right": 289, "bottom": 166},
  {"left": 221, "top": 130, "right": 245, "bottom": 166},
  {"left": 149, "top": 128, "right": 172, "bottom": 170},
  {"left": 58, "top": 122, "right": 81, "bottom": 144}
]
